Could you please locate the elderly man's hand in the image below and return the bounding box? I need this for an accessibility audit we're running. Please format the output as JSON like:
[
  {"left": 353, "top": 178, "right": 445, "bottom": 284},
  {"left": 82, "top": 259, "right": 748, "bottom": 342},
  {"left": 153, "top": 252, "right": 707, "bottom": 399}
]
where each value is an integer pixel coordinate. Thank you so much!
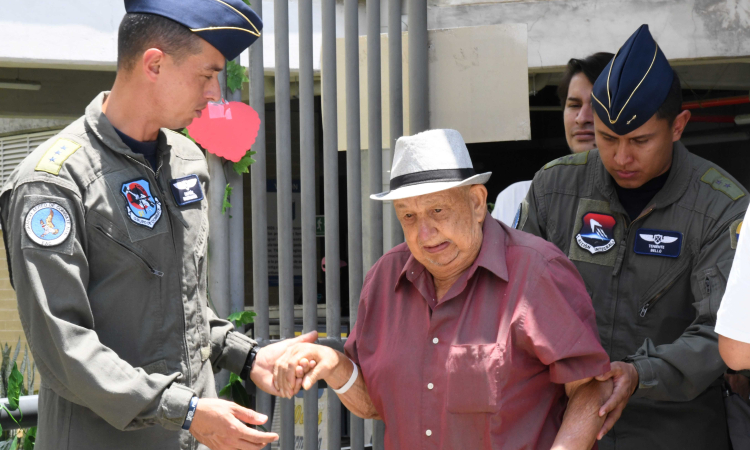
[
  {"left": 594, "top": 361, "right": 639, "bottom": 439},
  {"left": 189, "top": 398, "right": 278, "bottom": 450},
  {"left": 250, "top": 331, "right": 318, "bottom": 396},
  {"left": 273, "top": 343, "right": 343, "bottom": 398}
]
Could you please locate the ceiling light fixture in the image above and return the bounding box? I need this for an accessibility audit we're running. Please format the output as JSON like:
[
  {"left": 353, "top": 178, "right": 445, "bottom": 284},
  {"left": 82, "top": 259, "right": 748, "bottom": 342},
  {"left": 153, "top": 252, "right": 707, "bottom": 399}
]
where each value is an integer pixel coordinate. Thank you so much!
[{"left": 0, "top": 80, "right": 42, "bottom": 91}]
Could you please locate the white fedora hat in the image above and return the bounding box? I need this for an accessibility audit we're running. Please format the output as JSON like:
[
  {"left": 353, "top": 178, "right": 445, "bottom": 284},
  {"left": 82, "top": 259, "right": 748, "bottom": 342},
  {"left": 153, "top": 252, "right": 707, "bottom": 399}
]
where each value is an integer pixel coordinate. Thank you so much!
[{"left": 371, "top": 129, "right": 491, "bottom": 201}]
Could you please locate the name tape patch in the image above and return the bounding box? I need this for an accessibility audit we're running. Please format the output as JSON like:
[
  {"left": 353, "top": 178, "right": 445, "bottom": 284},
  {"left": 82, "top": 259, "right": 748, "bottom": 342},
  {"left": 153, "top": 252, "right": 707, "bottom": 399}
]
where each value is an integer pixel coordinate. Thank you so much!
[
  {"left": 24, "top": 202, "right": 72, "bottom": 247},
  {"left": 120, "top": 179, "right": 162, "bottom": 228},
  {"left": 634, "top": 228, "right": 682, "bottom": 258},
  {"left": 169, "top": 174, "right": 204, "bottom": 206}
]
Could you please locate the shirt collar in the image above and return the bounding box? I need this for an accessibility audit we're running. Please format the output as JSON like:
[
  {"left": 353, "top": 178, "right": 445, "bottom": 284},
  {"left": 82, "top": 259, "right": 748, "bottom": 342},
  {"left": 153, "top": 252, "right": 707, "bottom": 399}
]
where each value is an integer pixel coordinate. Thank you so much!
[
  {"left": 396, "top": 212, "right": 509, "bottom": 291},
  {"left": 85, "top": 91, "right": 169, "bottom": 166},
  {"left": 594, "top": 142, "right": 691, "bottom": 215}
]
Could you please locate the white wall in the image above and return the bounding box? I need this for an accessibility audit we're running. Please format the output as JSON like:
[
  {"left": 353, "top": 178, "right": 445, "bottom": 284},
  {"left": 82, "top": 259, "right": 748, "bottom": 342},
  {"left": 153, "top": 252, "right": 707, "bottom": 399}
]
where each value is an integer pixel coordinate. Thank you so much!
[
  {"left": 428, "top": 0, "right": 750, "bottom": 70},
  {"left": 0, "top": 0, "right": 325, "bottom": 71}
]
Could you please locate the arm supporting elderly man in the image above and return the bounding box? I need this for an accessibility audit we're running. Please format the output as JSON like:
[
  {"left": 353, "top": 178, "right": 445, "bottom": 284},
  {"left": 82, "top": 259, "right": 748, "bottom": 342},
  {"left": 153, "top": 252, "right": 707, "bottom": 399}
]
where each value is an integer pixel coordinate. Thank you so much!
[
  {"left": 274, "top": 345, "right": 612, "bottom": 449},
  {"left": 273, "top": 344, "right": 380, "bottom": 419}
]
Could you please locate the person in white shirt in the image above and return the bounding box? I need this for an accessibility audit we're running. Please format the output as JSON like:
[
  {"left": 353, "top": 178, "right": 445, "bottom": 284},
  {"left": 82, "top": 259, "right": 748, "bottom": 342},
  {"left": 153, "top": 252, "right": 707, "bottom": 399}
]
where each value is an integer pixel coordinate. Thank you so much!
[
  {"left": 492, "top": 52, "right": 613, "bottom": 225},
  {"left": 717, "top": 215, "right": 750, "bottom": 369}
]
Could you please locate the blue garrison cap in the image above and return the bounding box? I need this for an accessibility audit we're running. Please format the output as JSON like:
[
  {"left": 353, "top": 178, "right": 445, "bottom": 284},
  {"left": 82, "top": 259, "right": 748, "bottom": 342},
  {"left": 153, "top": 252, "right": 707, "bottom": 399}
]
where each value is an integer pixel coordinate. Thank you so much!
[
  {"left": 124, "top": 0, "right": 263, "bottom": 61},
  {"left": 591, "top": 25, "right": 674, "bottom": 135}
]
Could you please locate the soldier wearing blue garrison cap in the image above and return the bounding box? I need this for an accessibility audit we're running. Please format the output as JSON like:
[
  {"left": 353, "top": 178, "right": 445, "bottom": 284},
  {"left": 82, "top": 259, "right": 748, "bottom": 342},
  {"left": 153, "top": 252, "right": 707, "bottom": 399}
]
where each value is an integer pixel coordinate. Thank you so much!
[
  {"left": 518, "top": 24, "right": 748, "bottom": 449},
  {"left": 0, "top": 2, "right": 317, "bottom": 450}
]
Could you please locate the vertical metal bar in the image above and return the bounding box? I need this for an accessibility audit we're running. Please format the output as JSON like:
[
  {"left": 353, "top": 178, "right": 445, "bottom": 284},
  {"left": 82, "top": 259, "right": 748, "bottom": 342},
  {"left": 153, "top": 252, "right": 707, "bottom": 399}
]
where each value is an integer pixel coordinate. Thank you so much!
[
  {"left": 274, "top": 0, "right": 294, "bottom": 449},
  {"left": 209, "top": 67, "right": 231, "bottom": 392},
  {"left": 344, "top": 0, "right": 364, "bottom": 449},
  {"left": 298, "top": 0, "right": 319, "bottom": 448},
  {"left": 408, "top": 0, "right": 429, "bottom": 134},
  {"left": 228, "top": 55, "right": 245, "bottom": 317},
  {"left": 388, "top": 0, "right": 404, "bottom": 247},
  {"left": 368, "top": 0, "right": 384, "bottom": 267},
  {"left": 322, "top": 0, "right": 342, "bottom": 447},
  {"left": 248, "top": 0, "right": 270, "bottom": 441}
]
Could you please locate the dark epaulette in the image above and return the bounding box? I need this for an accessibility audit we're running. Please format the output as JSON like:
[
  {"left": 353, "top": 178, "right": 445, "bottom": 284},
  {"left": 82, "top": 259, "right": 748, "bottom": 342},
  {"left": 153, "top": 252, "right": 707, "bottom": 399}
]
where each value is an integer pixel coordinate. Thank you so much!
[
  {"left": 543, "top": 150, "right": 589, "bottom": 170},
  {"left": 700, "top": 168, "right": 745, "bottom": 201}
]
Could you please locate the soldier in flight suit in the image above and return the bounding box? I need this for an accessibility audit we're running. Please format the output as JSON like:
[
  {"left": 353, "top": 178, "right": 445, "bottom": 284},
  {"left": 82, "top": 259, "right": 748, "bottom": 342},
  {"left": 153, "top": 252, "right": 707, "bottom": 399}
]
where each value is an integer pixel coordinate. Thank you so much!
[
  {"left": 0, "top": 1, "right": 316, "bottom": 450},
  {"left": 518, "top": 25, "right": 748, "bottom": 449}
]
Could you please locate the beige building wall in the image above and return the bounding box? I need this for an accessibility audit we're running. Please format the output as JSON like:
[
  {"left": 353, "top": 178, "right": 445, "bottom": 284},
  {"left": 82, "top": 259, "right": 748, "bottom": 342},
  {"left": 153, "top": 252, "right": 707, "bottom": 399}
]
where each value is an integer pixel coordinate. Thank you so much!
[{"left": 0, "top": 231, "right": 39, "bottom": 394}]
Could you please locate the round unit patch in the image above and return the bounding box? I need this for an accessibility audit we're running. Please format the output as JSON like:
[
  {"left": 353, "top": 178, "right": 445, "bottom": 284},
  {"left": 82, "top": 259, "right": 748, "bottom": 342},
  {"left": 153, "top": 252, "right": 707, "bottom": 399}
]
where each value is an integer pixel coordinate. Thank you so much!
[{"left": 24, "top": 203, "right": 72, "bottom": 247}]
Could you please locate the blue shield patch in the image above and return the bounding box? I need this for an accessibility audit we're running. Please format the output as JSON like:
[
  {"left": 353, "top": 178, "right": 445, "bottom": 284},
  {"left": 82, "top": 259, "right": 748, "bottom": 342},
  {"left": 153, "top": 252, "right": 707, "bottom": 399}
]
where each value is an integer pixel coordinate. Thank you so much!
[
  {"left": 634, "top": 228, "right": 682, "bottom": 258},
  {"left": 512, "top": 204, "right": 521, "bottom": 229},
  {"left": 169, "top": 174, "right": 204, "bottom": 206},
  {"left": 24, "top": 202, "right": 72, "bottom": 247},
  {"left": 120, "top": 179, "right": 162, "bottom": 228}
]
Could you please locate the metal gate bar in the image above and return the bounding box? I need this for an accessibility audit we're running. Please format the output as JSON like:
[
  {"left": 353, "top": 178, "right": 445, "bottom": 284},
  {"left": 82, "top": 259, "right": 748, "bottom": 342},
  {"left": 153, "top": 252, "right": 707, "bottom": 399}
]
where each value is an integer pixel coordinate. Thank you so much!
[
  {"left": 274, "top": 0, "right": 296, "bottom": 448},
  {"left": 227, "top": 54, "right": 245, "bottom": 321},
  {"left": 367, "top": 0, "right": 383, "bottom": 269},
  {"left": 388, "top": 0, "right": 404, "bottom": 247},
  {"left": 322, "top": 0, "right": 342, "bottom": 449},
  {"left": 409, "top": 0, "right": 429, "bottom": 134},
  {"left": 247, "top": 0, "right": 271, "bottom": 446},
  {"left": 344, "top": 0, "right": 365, "bottom": 448},
  {"left": 298, "top": 0, "right": 319, "bottom": 448}
]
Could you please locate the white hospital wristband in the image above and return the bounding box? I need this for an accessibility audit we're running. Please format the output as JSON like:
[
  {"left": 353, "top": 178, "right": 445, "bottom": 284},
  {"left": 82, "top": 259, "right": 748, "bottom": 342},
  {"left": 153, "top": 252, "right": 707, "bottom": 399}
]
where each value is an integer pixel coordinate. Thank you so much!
[{"left": 332, "top": 358, "right": 358, "bottom": 395}]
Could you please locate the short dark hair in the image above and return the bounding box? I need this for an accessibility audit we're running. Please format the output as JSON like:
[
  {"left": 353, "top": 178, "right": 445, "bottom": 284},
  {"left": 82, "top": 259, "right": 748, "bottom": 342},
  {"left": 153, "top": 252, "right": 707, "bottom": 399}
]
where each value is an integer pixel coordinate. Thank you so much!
[
  {"left": 557, "top": 52, "right": 615, "bottom": 105},
  {"left": 655, "top": 75, "right": 683, "bottom": 125},
  {"left": 117, "top": 13, "right": 202, "bottom": 72}
]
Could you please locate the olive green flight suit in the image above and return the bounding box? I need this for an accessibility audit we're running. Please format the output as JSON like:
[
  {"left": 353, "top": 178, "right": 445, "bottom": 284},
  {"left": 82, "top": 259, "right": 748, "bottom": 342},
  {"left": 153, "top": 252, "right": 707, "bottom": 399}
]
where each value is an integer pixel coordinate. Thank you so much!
[
  {"left": 520, "top": 143, "right": 748, "bottom": 450},
  {"left": 0, "top": 93, "right": 255, "bottom": 450}
]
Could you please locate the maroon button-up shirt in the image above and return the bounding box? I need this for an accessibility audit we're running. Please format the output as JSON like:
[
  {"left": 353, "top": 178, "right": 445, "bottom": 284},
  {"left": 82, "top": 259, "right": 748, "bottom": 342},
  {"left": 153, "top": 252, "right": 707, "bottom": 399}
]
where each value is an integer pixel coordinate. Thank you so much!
[{"left": 345, "top": 214, "right": 610, "bottom": 449}]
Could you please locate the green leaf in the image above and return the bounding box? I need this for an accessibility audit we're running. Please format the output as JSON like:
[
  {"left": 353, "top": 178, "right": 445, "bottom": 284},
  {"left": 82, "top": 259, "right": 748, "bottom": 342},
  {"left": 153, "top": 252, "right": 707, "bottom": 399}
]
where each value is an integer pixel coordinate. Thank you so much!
[
  {"left": 218, "top": 373, "right": 244, "bottom": 400},
  {"left": 222, "top": 184, "right": 233, "bottom": 215},
  {"left": 181, "top": 128, "right": 196, "bottom": 144},
  {"left": 226, "top": 60, "right": 249, "bottom": 94},
  {"left": 8, "top": 436, "right": 16, "bottom": 450},
  {"left": 7, "top": 364, "right": 23, "bottom": 411},
  {"left": 230, "top": 378, "right": 252, "bottom": 408},
  {"left": 227, "top": 311, "right": 256, "bottom": 327},
  {"left": 232, "top": 151, "right": 257, "bottom": 175},
  {"left": 22, "top": 427, "right": 34, "bottom": 450},
  {"left": 241, "top": 0, "right": 250, "bottom": 5}
]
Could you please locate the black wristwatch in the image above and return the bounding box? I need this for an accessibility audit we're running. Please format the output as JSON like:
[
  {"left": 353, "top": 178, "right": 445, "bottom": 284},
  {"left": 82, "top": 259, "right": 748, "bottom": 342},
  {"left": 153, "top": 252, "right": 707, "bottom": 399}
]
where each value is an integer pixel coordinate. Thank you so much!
[{"left": 240, "top": 346, "right": 258, "bottom": 380}]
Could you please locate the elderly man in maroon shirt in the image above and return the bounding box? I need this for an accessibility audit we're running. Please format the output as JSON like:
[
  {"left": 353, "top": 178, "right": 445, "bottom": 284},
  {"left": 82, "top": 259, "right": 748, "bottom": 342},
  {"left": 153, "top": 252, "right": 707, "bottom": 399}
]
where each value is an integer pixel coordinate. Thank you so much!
[{"left": 274, "top": 129, "right": 616, "bottom": 449}]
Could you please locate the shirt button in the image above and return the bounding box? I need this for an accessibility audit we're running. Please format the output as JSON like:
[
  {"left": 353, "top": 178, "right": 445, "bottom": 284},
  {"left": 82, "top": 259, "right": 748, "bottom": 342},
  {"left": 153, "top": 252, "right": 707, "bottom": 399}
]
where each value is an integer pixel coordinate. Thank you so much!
[
  {"left": 427, "top": 383, "right": 434, "bottom": 390},
  {"left": 426, "top": 430, "right": 432, "bottom": 437},
  {"left": 432, "top": 337, "right": 439, "bottom": 344}
]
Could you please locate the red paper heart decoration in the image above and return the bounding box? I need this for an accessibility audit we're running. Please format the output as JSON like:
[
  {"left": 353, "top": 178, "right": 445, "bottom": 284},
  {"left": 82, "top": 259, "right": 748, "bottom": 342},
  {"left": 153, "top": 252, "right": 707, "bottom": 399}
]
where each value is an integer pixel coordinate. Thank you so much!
[{"left": 187, "top": 101, "right": 261, "bottom": 162}]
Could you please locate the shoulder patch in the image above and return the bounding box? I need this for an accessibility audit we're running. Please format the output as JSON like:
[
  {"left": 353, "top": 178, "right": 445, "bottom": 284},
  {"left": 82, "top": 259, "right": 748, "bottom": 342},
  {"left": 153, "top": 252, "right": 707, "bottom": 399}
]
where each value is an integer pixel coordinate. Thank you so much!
[
  {"left": 700, "top": 168, "right": 745, "bottom": 201},
  {"left": 35, "top": 139, "right": 81, "bottom": 176},
  {"left": 24, "top": 202, "right": 72, "bottom": 247},
  {"left": 544, "top": 151, "right": 589, "bottom": 170},
  {"left": 730, "top": 219, "right": 743, "bottom": 250}
]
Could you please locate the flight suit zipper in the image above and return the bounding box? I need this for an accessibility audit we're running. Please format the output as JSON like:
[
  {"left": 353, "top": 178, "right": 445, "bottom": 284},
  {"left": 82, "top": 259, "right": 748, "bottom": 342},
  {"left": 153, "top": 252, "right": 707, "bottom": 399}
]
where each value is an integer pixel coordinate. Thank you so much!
[
  {"left": 124, "top": 153, "right": 194, "bottom": 386},
  {"left": 92, "top": 225, "right": 164, "bottom": 277},
  {"left": 637, "top": 262, "right": 689, "bottom": 317}
]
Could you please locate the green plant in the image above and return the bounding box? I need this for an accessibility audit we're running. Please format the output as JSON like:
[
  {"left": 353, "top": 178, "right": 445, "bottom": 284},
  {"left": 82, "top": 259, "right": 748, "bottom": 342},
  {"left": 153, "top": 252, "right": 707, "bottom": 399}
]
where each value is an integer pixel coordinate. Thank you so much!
[
  {"left": 0, "top": 339, "right": 38, "bottom": 449},
  {"left": 219, "top": 311, "right": 255, "bottom": 410}
]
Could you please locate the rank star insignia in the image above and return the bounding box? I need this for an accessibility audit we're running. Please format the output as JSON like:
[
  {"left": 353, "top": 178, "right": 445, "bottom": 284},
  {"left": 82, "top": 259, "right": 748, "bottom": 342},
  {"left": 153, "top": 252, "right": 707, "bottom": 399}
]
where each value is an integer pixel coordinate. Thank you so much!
[{"left": 575, "top": 212, "right": 617, "bottom": 254}]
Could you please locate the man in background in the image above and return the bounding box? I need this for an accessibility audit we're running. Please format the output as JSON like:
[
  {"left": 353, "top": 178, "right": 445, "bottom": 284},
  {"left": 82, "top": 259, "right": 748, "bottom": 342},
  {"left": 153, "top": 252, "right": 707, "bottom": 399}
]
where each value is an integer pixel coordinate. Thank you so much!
[{"left": 492, "top": 52, "right": 613, "bottom": 225}]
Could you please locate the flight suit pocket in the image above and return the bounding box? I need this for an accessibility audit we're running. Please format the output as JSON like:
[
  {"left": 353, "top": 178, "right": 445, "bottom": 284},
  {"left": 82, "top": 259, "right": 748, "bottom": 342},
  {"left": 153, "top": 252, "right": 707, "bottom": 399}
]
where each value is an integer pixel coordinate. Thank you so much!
[{"left": 445, "top": 344, "right": 501, "bottom": 414}]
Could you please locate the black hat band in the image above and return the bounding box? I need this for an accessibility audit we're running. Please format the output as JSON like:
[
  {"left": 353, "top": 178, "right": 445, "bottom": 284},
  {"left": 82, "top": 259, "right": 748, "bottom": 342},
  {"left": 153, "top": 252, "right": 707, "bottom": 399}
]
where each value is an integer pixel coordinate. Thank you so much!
[{"left": 389, "top": 168, "right": 477, "bottom": 191}]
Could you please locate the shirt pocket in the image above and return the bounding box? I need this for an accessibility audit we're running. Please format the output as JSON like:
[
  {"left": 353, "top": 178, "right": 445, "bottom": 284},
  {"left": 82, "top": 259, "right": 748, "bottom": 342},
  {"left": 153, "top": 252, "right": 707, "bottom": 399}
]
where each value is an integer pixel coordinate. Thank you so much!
[{"left": 445, "top": 343, "right": 501, "bottom": 414}]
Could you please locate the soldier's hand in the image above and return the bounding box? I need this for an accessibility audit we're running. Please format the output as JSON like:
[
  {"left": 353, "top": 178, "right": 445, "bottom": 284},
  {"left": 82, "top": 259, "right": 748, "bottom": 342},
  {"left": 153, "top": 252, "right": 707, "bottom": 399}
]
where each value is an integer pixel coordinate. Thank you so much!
[
  {"left": 594, "top": 361, "right": 639, "bottom": 439},
  {"left": 274, "top": 343, "right": 341, "bottom": 398},
  {"left": 189, "top": 398, "right": 278, "bottom": 450},
  {"left": 250, "top": 331, "right": 318, "bottom": 396}
]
